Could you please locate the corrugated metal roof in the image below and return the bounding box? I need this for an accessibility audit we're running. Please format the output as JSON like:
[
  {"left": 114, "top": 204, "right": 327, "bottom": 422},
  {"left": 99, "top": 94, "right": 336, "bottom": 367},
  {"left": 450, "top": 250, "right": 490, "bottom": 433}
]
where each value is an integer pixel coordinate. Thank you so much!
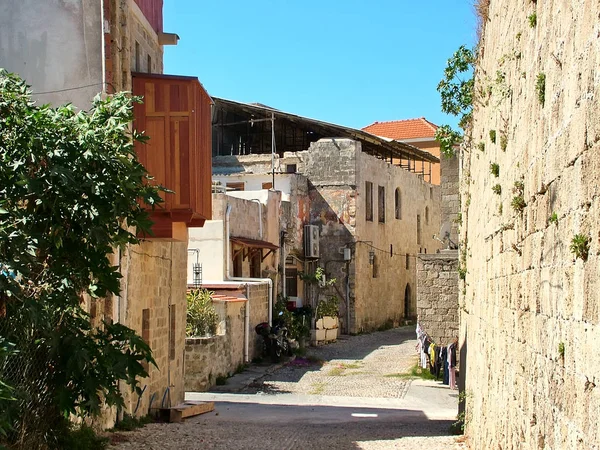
[{"left": 213, "top": 98, "right": 439, "bottom": 164}]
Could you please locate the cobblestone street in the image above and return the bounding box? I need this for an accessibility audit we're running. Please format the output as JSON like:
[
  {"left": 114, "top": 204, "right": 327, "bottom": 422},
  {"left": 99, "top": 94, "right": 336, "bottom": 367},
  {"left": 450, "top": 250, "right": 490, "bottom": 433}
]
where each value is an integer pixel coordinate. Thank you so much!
[{"left": 111, "top": 327, "right": 466, "bottom": 449}]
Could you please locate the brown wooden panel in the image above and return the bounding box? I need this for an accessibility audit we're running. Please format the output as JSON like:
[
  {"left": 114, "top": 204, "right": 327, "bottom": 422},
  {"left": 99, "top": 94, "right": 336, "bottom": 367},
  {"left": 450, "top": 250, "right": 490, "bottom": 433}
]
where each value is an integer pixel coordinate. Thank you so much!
[
  {"left": 145, "top": 117, "right": 167, "bottom": 203},
  {"left": 132, "top": 73, "right": 213, "bottom": 238}
]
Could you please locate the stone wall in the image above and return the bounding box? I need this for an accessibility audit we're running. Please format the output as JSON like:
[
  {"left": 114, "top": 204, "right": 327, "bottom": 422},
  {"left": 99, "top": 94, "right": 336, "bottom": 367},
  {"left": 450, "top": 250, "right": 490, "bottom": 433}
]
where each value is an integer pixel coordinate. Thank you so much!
[
  {"left": 184, "top": 300, "right": 245, "bottom": 392},
  {"left": 416, "top": 252, "right": 459, "bottom": 346},
  {"left": 119, "top": 240, "right": 188, "bottom": 416},
  {"left": 354, "top": 144, "right": 441, "bottom": 332},
  {"left": 461, "top": 0, "right": 600, "bottom": 448},
  {"left": 247, "top": 282, "right": 270, "bottom": 360},
  {"left": 440, "top": 155, "right": 459, "bottom": 247}
]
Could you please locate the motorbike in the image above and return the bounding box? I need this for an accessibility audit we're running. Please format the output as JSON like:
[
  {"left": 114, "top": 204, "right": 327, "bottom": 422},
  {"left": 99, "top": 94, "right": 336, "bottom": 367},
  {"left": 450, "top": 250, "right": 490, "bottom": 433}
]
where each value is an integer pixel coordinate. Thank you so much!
[{"left": 255, "top": 312, "right": 293, "bottom": 362}]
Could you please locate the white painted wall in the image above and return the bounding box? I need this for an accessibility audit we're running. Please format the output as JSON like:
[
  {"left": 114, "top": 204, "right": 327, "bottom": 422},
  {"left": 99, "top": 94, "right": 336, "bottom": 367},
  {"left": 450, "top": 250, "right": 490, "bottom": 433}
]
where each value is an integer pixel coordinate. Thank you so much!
[
  {"left": 213, "top": 174, "right": 293, "bottom": 201},
  {"left": 187, "top": 220, "right": 225, "bottom": 284}
]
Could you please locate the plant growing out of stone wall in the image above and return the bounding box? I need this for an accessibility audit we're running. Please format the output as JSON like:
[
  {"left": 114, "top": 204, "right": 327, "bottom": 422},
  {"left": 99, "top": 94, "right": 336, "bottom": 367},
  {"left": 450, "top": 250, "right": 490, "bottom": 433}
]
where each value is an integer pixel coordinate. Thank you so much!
[
  {"left": 500, "top": 134, "right": 508, "bottom": 151},
  {"left": 511, "top": 196, "right": 526, "bottom": 212},
  {"left": 511, "top": 180, "right": 526, "bottom": 213},
  {"left": 478, "top": 142, "right": 485, "bottom": 152},
  {"left": 492, "top": 184, "right": 502, "bottom": 195},
  {"left": 558, "top": 342, "right": 565, "bottom": 359},
  {"left": 186, "top": 289, "right": 219, "bottom": 337},
  {"left": 536, "top": 73, "right": 546, "bottom": 106},
  {"left": 528, "top": 12, "right": 537, "bottom": 28},
  {"left": 490, "top": 162, "right": 500, "bottom": 177},
  {"left": 489, "top": 130, "right": 497, "bottom": 143},
  {"left": 549, "top": 212, "right": 558, "bottom": 225},
  {"left": 570, "top": 234, "right": 590, "bottom": 261}
]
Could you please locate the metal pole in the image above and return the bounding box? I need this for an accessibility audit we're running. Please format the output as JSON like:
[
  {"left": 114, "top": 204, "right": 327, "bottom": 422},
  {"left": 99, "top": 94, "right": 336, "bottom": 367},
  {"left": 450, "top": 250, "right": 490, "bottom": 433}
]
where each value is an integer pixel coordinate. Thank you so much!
[{"left": 271, "top": 112, "right": 275, "bottom": 189}]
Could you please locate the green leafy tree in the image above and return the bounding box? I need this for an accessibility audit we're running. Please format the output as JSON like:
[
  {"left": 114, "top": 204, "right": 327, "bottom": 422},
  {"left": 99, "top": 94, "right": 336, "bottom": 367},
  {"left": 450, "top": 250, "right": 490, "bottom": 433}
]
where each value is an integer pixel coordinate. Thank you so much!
[
  {"left": 0, "top": 70, "right": 164, "bottom": 448},
  {"left": 435, "top": 45, "right": 475, "bottom": 157},
  {"left": 186, "top": 289, "right": 219, "bottom": 337}
]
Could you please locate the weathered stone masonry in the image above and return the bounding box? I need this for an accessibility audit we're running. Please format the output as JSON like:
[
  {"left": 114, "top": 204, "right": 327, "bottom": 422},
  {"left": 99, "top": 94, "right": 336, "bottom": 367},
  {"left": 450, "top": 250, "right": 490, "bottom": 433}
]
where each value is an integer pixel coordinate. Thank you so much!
[
  {"left": 416, "top": 251, "right": 459, "bottom": 346},
  {"left": 461, "top": 0, "right": 600, "bottom": 448}
]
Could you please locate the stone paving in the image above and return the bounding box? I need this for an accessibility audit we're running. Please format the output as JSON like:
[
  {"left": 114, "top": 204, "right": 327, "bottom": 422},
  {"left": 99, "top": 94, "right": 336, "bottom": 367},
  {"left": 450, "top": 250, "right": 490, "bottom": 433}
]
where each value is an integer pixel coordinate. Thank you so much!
[
  {"left": 110, "top": 326, "right": 467, "bottom": 449},
  {"left": 240, "top": 327, "right": 416, "bottom": 398}
]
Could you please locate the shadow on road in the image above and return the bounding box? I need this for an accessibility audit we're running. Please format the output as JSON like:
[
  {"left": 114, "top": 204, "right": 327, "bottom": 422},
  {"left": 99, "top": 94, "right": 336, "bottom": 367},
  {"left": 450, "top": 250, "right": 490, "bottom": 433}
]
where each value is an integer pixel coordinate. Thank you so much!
[{"left": 184, "top": 401, "right": 456, "bottom": 449}]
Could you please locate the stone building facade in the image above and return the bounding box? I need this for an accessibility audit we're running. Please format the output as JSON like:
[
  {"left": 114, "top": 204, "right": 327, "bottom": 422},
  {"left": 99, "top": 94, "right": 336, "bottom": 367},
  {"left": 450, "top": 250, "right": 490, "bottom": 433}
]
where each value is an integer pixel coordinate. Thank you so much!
[
  {"left": 213, "top": 138, "right": 441, "bottom": 334},
  {"left": 461, "top": 0, "right": 600, "bottom": 448}
]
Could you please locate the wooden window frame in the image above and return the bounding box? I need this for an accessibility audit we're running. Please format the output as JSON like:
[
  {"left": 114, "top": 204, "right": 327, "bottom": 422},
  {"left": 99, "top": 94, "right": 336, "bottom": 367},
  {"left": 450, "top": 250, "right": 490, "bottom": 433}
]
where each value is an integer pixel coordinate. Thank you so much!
[{"left": 365, "top": 181, "right": 373, "bottom": 222}]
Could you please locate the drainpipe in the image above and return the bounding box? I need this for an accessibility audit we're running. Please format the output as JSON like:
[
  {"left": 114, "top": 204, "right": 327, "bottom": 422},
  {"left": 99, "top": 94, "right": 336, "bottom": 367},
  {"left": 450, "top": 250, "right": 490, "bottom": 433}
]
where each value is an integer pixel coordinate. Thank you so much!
[{"left": 224, "top": 203, "right": 274, "bottom": 363}]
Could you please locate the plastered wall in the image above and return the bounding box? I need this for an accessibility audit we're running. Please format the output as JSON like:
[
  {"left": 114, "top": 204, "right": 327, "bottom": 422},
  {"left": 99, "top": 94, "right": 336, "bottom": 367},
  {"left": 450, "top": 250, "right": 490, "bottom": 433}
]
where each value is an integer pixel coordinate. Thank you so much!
[{"left": 461, "top": 0, "right": 600, "bottom": 448}]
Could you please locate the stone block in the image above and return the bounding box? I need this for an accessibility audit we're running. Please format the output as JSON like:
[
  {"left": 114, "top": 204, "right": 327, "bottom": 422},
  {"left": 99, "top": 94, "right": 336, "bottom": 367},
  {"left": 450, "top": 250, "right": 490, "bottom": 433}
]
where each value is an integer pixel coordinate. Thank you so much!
[
  {"left": 311, "top": 329, "right": 326, "bottom": 343},
  {"left": 325, "top": 329, "right": 337, "bottom": 341},
  {"left": 322, "top": 316, "right": 338, "bottom": 329}
]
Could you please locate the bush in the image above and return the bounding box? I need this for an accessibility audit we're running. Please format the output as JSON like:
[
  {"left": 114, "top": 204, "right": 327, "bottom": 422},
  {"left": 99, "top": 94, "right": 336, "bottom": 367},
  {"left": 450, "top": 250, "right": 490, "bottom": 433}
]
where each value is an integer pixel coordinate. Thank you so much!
[
  {"left": 0, "top": 70, "right": 159, "bottom": 449},
  {"left": 316, "top": 296, "right": 339, "bottom": 319},
  {"left": 186, "top": 289, "right": 219, "bottom": 337}
]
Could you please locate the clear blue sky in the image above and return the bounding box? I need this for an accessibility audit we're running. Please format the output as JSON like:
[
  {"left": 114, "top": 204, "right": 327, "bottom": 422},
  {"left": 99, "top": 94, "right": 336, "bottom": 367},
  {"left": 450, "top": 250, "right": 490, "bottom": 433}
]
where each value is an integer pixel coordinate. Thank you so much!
[{"left": 163, "top": 1, "right": 476, "bottom": 130}]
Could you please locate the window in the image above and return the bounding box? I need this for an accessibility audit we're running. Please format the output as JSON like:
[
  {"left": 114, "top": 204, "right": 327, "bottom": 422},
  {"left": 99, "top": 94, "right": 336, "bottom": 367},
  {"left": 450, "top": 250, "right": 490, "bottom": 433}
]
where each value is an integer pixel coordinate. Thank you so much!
[
  {"left": 286, "top": 164, "right": 297, "bottom": 173},
  {"left": 395, "top": 188, "right": 402, "bottom": 219},
  {"left": 425, "top": 206, "right": 429, "bottom": 225},
  {"left": 405, "top": 254, "right": 410, "bottom": 269},
  {"left": 365, "top": 181, "right": 373, "bottom": 221},
  {"left": 372, "top": 255, "right": 378, "bottom": 278},
  {"left": 378, "top": 186, "right": 385, "bottom": 223},
  {"left": 135, "top": 41, "right": 140, "bottom": 71},
  {"left": 417, "top": 215, "right": 422, "bottom": 245},
  {"left": 285, "top": 268, "right": 298, "bottom": 297},
  {"left": 147, "top": 54, "right": 152, "bottom": 73},
  {"left": 430, "top": 187, "right": 433, "bottom": 200},
  {"left": 226, "top": 182, "right": 245, "bottom": 191},
  {"left": 262, "top": 182, "right": 273, "bottom": 189},
  {"left": 169, "top": 305, "right": 176, "bottom": 360}
]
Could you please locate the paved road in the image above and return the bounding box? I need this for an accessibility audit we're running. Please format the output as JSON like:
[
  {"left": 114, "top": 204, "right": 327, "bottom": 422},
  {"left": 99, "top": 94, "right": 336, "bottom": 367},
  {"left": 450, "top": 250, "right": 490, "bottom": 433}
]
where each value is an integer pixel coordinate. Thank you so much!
[{"left": 111, "top": 326, "right": 466, "bottom": 449}]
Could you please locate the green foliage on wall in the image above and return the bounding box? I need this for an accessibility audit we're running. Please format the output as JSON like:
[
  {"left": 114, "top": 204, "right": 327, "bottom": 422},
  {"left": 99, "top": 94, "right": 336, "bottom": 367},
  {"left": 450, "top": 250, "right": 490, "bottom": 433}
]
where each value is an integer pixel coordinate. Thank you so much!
[{"left": 570, "top": 234, "right": 590, "bottom": 261}]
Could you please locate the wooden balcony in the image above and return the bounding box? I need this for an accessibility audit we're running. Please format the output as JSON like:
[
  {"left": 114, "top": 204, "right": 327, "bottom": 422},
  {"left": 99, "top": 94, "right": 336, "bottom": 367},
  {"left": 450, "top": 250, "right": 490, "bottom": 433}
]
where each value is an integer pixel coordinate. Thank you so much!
[{"left": 132, "top": 73, "right": 212, "bottom": 240}]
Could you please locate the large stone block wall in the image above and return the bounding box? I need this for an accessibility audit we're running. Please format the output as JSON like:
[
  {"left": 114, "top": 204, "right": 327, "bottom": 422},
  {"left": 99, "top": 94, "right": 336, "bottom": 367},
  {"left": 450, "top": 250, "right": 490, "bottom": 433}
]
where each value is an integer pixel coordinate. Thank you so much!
[
  {"left": 119, "top": 240, "right": 188, "bottom": 416},
  {"left": 461, "top": 1, "right": 600, "bottom": 448},
  {"left": 416, "top": 252, "right": 458, "bottom": 346},
  {"left": 185, "top": 300, "right": 245, "bottom": 392}
]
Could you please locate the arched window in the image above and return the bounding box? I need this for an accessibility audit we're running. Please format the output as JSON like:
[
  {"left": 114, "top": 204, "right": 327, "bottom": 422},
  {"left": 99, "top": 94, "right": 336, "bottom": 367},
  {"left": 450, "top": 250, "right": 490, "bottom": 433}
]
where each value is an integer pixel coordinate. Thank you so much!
[
  {"left": 425, "top": 206, "right": 429, "bottom": 225},
  {"left": 395, "top": 188, "right": 401, "bottom": 219}
]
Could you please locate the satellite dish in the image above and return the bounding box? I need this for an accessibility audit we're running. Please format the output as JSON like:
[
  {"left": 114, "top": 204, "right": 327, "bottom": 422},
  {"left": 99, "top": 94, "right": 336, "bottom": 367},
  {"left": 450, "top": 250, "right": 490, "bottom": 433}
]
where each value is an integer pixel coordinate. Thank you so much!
[
  {"left": 440, "top": 222, "right": 452, "bottom": 241},
  {"left": 437, "top": 222, "right": 457, "bottom": 250}
]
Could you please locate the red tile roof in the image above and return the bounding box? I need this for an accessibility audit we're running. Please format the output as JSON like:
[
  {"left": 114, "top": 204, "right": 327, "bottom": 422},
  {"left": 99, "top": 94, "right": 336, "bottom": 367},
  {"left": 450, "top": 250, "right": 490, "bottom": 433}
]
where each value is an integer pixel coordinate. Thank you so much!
[{"left": 362, "top": 118, "right": 438, "bottom": 140}]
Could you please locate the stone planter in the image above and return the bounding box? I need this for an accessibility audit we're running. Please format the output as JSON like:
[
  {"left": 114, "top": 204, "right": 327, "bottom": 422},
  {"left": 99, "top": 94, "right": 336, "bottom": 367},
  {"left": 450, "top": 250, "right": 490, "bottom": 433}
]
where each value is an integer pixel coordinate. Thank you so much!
[{"left": 311, "top": 315, "right": 339, "bottom": 345}]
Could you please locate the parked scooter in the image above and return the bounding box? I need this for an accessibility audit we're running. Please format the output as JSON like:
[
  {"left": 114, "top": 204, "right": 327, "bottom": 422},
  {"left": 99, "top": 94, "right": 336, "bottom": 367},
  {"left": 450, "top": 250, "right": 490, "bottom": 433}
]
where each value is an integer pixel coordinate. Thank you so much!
[{"left": 255, "top": 312, "right": 293, "bottom": 362}]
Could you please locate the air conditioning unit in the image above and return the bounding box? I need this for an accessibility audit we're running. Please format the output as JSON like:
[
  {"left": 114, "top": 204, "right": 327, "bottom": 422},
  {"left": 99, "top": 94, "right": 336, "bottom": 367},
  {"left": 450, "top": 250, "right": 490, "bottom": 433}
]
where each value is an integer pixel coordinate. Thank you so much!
[{"left": 304, "top": 225, "right": 320, "bottom": 258}]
